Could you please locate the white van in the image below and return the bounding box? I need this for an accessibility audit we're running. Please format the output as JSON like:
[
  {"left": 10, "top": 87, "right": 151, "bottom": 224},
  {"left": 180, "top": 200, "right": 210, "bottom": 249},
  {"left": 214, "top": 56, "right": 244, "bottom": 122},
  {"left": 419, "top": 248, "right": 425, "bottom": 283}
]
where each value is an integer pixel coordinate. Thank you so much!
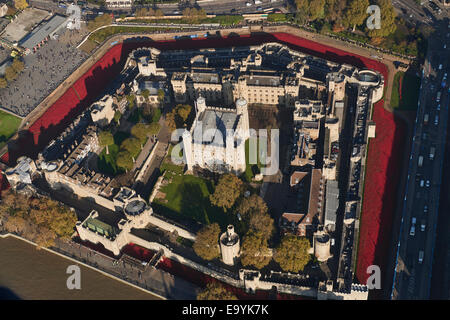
[{"left": 420, "top": 180, "right": 424, "bottom": 187}]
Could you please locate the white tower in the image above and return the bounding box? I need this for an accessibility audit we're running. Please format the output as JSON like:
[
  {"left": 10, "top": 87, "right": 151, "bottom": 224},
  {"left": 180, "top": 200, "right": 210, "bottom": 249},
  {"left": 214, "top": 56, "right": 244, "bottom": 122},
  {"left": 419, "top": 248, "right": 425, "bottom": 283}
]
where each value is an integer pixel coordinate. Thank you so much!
[
  {"left": 235, "top": 98, "right": 249, "bottom": 140},
  {"left": 182, "top": 130, "right": 193, "bottom": 171},
  {"left": 196, "top": 96, "right": 207, "bottom": 114},
  {"left": 220, "top": 225, "right": 240, "bottom": 266}
]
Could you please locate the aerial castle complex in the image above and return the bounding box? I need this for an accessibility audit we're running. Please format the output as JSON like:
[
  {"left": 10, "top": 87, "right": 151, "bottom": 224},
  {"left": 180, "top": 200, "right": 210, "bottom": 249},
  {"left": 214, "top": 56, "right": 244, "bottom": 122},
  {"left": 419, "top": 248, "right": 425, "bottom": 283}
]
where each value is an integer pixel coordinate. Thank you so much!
[{"left": 5, "top": 41, "right": 384, "bottom": 300}]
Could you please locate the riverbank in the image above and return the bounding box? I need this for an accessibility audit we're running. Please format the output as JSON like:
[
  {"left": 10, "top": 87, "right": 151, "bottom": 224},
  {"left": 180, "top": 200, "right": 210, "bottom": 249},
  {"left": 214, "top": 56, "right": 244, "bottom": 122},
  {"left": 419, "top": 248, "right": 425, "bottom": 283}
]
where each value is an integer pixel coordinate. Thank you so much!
[{"left": 0, "top": 236, "right": 162, "bottom": 300}]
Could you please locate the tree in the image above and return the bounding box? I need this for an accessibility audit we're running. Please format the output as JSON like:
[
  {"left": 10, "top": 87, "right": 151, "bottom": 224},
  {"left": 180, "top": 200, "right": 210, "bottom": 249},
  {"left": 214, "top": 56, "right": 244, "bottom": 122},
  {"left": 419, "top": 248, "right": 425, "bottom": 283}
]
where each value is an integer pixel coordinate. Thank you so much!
[
  {"left": 157, "top": 88, "right": 165, "bottom": 104},
  {"left": 197, "top": 282, "right": 238, "bottom": 300},
  {"left": 343, "top": 0, "right": 369, "bottom": 32},
  {"left": 237, "top": 194, "right": 268, "bottom": 218},
  {"left": 141, "top": 89, "right": 150, "bottom": 101},
  {"left": 120, "top": 137, "right": 141, "bottom": 158},
  {"left": 98, "top": 131, "right": 114, "bottom": 155},
  {"left": 131, "top": 123, "right": 149, "bottom": 143},
  {"left": 127, "top": 94, "right": 136, "bottom": 109},
  {"left": 11, "top": 58, "right": 24, "bottom": 73},
  {"left": 249, "top": 212, "right": 275, "bottom": 239},
  {"left": 116, "top": 150, "right": 133, "bottom": 171},
  {"left": 209, "top": 174, "right": 244, "bottom": 211},
  {"left": 193, "top": 223, "right": 221, "bottom": 261},
  {"left": 4, "top": 66, "right": 16, "bottom": 82},
  {"left": 148, "top": 122, "right": 161, "bottom": 136},
  {"left": 240, "top": 232, "right": 272, "bottom": 269},
  {"left": 14, "top": 0, "right": 28, "bottom": 10},
  {"left": 176, "top": 104, "right": 192, "bottom": 123},
  {"left": 274, "top": 235, "right": 311, "bottom": 273},
  {"left": 0, "top": 77, "right": 7, "bottom": 89},
  {"left": 155, "top": 9, "right": 164, "bottom": 17},
  {"left": 87, "top": 14, "right": 113, "bottom": 32},
  {"left": 34, "top": 226, "right": 56, "bottom": 248},
  {"left": 309, "top": 0, "right": 326, "bottom": 20},
  {"left": 114, "top": 110, "right": 122, "bottom": 125},
  {"left": 368, "top": 0, "right": 397, "bottom": 38},
  {"left": 165, "top": 111, "right": 177, "bottom": 132}
]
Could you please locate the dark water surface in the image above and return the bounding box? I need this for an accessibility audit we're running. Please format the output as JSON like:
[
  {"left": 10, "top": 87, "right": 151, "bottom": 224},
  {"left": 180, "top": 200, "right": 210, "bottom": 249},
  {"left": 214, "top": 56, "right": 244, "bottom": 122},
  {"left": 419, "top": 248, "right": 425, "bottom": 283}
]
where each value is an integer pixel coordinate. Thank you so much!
[{"left": 0, "top": 237, "right": 162, "bottom": 300}]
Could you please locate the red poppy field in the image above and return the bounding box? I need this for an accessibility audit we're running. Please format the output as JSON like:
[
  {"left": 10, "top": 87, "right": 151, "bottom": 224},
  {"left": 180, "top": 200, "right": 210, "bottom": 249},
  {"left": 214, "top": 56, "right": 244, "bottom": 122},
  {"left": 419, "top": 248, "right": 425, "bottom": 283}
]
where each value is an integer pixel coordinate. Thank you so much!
[{"left": 0, "top": 32, "right": 406, "bottom": 298}]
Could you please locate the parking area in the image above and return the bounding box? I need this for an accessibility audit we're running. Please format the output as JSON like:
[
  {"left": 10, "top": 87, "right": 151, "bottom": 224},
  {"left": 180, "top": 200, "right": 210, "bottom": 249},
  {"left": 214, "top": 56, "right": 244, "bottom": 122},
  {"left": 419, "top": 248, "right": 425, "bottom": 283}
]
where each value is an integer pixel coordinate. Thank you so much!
[{"left": 0, "top": 8, "right": 50, "bottom": 43}]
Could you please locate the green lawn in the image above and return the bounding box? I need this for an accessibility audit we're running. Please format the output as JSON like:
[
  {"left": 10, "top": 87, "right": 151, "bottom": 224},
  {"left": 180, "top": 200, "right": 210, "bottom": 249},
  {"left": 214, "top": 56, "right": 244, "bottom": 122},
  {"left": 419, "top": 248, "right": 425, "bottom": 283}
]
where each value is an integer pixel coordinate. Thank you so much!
[
  {"left": 391, "top": 71, "right": 421, "bottom": 110},
  {"left": 243, "top": 139, "right": 262, "bottom": 183},
  {"left": 0, "top": 110, "right": 21, "bottom": 149},
  {"left": 97, "top": 144, "right": 122, "bottom": 176},
  {"left": 152, "top": 172, "right": 240, "bottom": 229}
]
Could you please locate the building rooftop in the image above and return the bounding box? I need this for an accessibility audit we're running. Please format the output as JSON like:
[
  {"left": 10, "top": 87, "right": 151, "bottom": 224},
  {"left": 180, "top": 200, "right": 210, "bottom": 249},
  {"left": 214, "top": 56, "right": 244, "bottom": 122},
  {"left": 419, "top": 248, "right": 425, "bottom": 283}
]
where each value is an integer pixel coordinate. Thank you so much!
[
  {"left": 195, "top": 109, "right": 240, "bottom": 146},
  {"left": 20, "top": 14, "right": 67, "bottom": 50}
]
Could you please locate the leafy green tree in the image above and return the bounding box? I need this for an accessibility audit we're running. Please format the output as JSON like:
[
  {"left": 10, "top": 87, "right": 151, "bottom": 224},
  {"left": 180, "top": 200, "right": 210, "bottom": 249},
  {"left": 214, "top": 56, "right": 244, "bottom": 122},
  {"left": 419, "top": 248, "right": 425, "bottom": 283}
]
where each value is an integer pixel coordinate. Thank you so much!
[
  {"left": 240, "top": 232, "right": 272, "bottom": 269},
  {"left": 120, "top": 137, "right": 141, "bottom": 158},
  {"left": 148, "top": 122, "right": 160, "bottom": 136},
  {"left": 116, "top": 150, "right": 133, "bottom": 171},
  {"left": 210, "top": 174, "right": 244, "bottom": 211},
  {"left": 309, "top": 0, "right": 326, "bottom": 20},
  {"left": 197, "top": 282, "right": 238, "bottom": 300},
  {"left": 127, "top": 94, "right": 136, "bottom": 109},
  {"left": 141, "top": 89, "right": 150, "bottom": 101},
  {"left": 114, "top": 110, "right": 122, "bottom": 125},
  {"left": 274, "top": 235, "right": 311, "bottom": 273},
  {"left": 98, "top": 130, "right": 114, "bottom": 155},
  {"left": 368, "top": 0, "right": 397, "bottom": 38},
  {"left": 343, "top": 0, "right": 369, "bottom": 31},
  {"left": 157, "top": 89, "right": 165, "bottom": 103},
  {"left": 193, "top": 223, "right": 221, "bottom": 261},
  {"left": 131, "top": 123, "right": 149, "bottom": 143}
]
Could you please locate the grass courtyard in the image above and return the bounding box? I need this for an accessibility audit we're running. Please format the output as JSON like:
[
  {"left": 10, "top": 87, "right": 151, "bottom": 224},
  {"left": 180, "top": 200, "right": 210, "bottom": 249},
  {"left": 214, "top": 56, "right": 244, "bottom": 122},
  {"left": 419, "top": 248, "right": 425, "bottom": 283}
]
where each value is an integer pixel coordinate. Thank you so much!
[
  {"left": 152, "top": 171, "right": 242, "bottom": 231},
  {"left": 0, "top": 110, "right": 21, "bottom": 150},
  {"left": 391, "top": 71, "right": 421, "bottom": 110}
]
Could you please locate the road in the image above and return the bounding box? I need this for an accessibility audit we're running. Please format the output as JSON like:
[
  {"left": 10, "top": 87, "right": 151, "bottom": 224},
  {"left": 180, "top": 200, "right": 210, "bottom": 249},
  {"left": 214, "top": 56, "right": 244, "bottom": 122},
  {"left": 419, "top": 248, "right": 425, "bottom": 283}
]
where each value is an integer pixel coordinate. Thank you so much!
[{"left": 391, "top": 16, "right": 450, "bottom": 299}]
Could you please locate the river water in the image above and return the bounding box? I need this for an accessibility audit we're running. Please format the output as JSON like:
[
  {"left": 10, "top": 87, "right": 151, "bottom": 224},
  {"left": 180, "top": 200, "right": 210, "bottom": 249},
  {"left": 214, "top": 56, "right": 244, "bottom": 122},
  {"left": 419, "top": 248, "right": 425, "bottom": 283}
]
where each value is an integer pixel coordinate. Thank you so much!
[{"left": 0, "top": 236, "right": 161, "bottom": 300}]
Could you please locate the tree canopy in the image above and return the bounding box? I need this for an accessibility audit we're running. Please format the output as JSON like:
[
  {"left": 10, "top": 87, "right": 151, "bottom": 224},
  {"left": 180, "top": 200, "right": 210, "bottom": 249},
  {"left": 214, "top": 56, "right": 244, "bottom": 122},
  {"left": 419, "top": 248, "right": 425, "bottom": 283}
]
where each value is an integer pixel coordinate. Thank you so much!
[
  {"left": 131, "top": 123, "right": 149, "bottom": 143},
  {"left": 367, "top": 0, "right": 397, "bottom": 38},
  {"left": 197, "top": 282, "right": 238, "bottom": 300},
  {"left": 240, "top": 231, "right": 272, "bottom": 269},
  {"left": 193, "top": 223, "right": 221, "bottom": 261},
  {"left": 165, "top": 104, "right": 193, "bottom": 131},
  {"left": 0, "top": 190, "right": 77, "bottom": 248},
  {"left": 274, "top": 235, "right": 311, "bottom": 273},
  {"left": 116, "top": 150, "right": 134, "bottom": 171},
  {"left": 0, "top": 77, "right": 7, "bottom": 89},
  {"left": 343, "top": 0, "right": 370, "bottom": 31},
  {"left": 14, "top": 0, "right": 28, "bottom": 10},
  {"left": 209, "top": 174, "right": 244, "bottom": 211},
  {"left": 120, "top": 137, "right": 141, "bottom": 158}
]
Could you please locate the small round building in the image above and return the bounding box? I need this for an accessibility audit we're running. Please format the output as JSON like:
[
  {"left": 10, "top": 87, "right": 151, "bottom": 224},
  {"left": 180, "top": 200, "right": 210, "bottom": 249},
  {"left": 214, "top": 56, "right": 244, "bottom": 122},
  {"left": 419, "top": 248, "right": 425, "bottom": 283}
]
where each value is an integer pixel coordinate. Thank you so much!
[{"left": 220, "top": 225, "right": 240, "bottom": 266}]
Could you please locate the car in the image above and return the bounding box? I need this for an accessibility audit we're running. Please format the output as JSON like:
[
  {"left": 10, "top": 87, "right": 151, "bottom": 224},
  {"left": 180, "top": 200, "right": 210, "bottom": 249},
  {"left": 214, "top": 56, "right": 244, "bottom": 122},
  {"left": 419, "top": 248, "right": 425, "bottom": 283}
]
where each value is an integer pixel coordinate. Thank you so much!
[
  {"left": 410, "top": 225, "right": 416, "bottom": 236},
  {"left": 256, "top": 6, "right": 263, "bottom": 11},
  {"left": 420, "top": 180, "right": 425, "bottom": 187},
  {"left": 437, "top": 104, "right": 441, "bottom": 111},
  {"left": 426, "top": 180, "right": 430, "bottom": 187},
  {"left": 418, "top": 251, "right": 424, "bottom": 264},
  {"left": 246, "top": 2, "right": 252, "bottom": 6},
  {"left": 421, "top": 220, "right": 426, "bottom": 232},
  {"left": 444, "top": 73, "right": 448, "bottom": 80},
  {"left": 424, "top": 205, "right": 428, "bottom": 213},
  {"left": 412, "top": 217, "right": 417, "bottom": 225},
  {"left": 439, "top": 64, "right": 443, "bottom": 70}
]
